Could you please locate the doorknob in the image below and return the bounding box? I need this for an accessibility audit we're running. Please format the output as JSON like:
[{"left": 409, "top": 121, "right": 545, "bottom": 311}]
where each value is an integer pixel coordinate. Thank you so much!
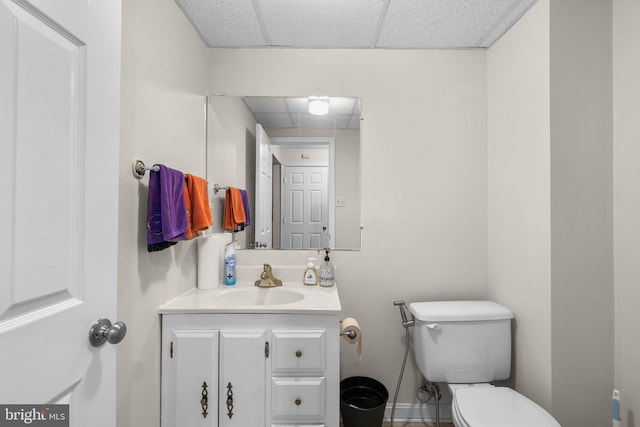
[{"left": 89, "top": 318, "right": 127, "bottom": 347}]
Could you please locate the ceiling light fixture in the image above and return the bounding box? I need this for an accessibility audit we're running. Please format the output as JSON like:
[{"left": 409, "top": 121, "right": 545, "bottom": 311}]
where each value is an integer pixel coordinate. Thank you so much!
[{"left": 309, "top": 96, "right": 329, "bottom": 115}]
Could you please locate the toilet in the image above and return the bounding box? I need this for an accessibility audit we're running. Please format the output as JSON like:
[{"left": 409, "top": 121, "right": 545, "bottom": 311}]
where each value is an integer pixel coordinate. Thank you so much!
[{"left": 408, "top": 301, "right": 560, "bottom": 427}]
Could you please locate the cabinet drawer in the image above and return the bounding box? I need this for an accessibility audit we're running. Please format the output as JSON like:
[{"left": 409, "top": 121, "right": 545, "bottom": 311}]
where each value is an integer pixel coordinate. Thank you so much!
[
  {"left": 272, "top": 329, "right": 326, "bottom": 373},
  {"left": 271, "top": 377, "right": 325, "bottom": 420}
]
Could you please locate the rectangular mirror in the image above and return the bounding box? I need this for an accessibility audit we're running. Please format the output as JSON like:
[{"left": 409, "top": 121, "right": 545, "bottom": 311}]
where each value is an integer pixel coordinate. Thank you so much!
[{"left": 206, "top": 96, "right": 361, "bottom": 250}]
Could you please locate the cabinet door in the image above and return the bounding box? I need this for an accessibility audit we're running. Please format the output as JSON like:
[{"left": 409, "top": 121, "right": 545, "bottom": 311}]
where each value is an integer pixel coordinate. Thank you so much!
[
  {"left": 165, "top": 330, "right": 218, "bottom": 427},
  {"left": 219, "top": 329, "right": 267, "bottom": 426}
]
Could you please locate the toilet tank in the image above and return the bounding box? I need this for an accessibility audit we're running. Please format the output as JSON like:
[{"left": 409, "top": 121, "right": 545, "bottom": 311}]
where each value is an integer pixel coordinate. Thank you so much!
[{"left": 408, "top": 301, "right": 514, "bottom": 384}]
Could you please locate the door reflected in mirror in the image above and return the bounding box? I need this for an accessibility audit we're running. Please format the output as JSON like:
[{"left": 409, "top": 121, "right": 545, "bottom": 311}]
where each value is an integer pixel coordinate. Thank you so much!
[{"left": 206, "top": 96, "right": 361, "bottom": 250}]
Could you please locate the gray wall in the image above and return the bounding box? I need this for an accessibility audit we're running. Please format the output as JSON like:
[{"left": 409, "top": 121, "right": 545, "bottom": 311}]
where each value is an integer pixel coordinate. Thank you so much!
[
  {"left": 117, "top": 0, "right": 207, "bottom": 425},
  {"left": 487, "top": 0, "right": 552, "bottom": 409},
  {"left": 489, "top": 2, "right": 615, "bottom": 425},
  {"left": 614, "top": 0, "right": 640, "bottom": 424},
  {"left": 549, "top": 0, "right": 614, "bottom": 425}
]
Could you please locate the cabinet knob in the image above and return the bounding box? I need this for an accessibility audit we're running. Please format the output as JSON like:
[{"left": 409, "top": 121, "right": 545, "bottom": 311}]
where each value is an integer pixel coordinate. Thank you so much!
[
  {"left": 295, "top": 350, "right": 302, "bottom": 358},
  {"left": 295, "top": 399, "right": 302, "bottom": 406}
]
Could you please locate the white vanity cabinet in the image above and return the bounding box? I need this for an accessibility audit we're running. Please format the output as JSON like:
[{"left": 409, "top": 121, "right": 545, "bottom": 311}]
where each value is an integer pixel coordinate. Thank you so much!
[{"left": 161, "top": 313, "right": 340, "bottom": 427}]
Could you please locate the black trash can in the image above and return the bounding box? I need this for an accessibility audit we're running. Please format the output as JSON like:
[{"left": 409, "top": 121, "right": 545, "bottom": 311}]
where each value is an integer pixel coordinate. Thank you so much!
[{"left": 340, "top": 376, "right": 389, "bottom": 427}]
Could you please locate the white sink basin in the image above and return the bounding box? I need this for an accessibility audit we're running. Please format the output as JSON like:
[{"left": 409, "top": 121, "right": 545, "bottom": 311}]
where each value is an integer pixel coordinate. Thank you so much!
[{"left": 215, "top": 287, "right": 305, "bottom": 306}]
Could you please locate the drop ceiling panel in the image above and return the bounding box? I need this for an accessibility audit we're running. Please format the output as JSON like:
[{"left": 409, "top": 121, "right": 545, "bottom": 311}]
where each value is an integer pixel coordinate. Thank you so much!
[
  {"left": 176, "top": 0, "right": 537, "bottom": 49},
  {"left": 253, "top": 113, "right": 295, "bottom": 128},
  {"left": 243, "top": 97, "right": 288, "bottom": 114},
  {"left": 377, "top": 0, "right": 535, "bottom": 48},
  {"left": 254, "top": 0, "right": 387, "bottom": 48},
  {"left": 328, "top": 97, "right": 359, "bottom": 115},
  {"left": 284, "top": 98, "right": 309, "bottom": 115},
  {"left": 242, "top": 97, "right": 360, "bottom": 130},
  {"left": 175, "top": 0, "right": 266, "bottom": 47}
]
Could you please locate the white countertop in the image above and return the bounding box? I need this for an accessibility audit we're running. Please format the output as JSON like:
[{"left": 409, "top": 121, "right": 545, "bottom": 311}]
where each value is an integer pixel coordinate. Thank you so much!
[{"left": 159, "top": 282, "right": 342, "bottom": 314}]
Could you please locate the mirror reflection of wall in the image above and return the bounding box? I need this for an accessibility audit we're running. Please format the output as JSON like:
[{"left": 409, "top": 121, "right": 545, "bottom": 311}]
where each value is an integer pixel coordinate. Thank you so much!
[{"left": 206, "top": 96, "right": 361, "bottom": 251}]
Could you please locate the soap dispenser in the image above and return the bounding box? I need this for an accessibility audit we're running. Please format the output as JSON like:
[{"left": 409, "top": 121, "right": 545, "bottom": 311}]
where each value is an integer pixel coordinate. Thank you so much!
[
  {"left": 303, "top": 258, "right": 318, "bottom": 286},
  {"left": 319, "top": 249, "right": 335, "bottom": 287},
  {"left": 224, "top": 246, "right": 236, "bottom": 285}
]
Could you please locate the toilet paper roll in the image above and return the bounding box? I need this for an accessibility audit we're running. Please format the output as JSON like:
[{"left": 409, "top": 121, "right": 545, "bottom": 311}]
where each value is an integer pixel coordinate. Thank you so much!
[
  {"left": 341, "top": 317, "right": 362, "bottom": 360},
  {"left": 197, "top": 233, "right": 232, "bottom": 289}
]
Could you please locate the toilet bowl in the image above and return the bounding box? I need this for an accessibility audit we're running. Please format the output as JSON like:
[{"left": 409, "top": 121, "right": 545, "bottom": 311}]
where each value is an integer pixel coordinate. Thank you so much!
[
  {"left": 408, "top": 301, "right": 560, "bottom": 427},
  {"left": 449, "top": 384, "right": 560, "bottom": 427}
]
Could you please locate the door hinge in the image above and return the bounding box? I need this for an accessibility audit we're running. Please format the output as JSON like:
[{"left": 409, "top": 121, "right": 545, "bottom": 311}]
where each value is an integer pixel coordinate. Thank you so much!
[
  {"left": 170, "top": 341, "right": 173, "bottom": 358},
  {"left": 265, "top": 341, "right": 269, "bottom": 358}
]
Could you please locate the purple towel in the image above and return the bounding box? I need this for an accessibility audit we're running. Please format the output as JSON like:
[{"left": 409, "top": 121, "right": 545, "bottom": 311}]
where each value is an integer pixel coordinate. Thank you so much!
[
  {"left": 240, "top": 189, "right": 251, "bottom": 227},
  {"left": 147, "top": 164, "right": 188, "bottom": 252}
]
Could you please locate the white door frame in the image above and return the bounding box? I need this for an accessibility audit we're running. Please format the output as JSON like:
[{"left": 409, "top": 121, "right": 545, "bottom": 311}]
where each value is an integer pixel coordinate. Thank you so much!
[
  {"left": 271, "top": 137, "right": 335, "bottom": 249},
  {"left": 255, "top": 124, "right": 273, "bottom": 249}
]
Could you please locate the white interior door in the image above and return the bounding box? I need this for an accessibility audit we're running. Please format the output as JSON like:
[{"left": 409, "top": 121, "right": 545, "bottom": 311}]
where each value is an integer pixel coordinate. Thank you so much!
[
  {"left": 281, "top": 166, "right": 329, "bottom": 249},
  {"left": 0, "top": 0, "right": 120, "bottom": 425},
  {"left": 255, "top": 124, "right": 273, "bottom": 249}
]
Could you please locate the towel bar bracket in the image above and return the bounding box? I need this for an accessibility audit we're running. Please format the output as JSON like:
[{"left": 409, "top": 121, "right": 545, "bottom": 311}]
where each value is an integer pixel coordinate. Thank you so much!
[
  {"left": 132, "top": 159, "right": 159, "bottom": 179},
  {"left": 213, "top": 183, "right": 229, "bottom": 194}
]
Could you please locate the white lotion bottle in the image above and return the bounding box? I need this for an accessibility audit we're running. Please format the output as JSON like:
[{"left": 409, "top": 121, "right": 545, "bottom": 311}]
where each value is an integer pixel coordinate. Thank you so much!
[{"left": 303, "top": 258, "right": 318, "bottom": 286}]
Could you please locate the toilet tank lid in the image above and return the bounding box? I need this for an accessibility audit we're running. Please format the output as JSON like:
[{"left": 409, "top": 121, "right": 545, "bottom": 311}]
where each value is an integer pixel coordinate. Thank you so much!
[{"left": 408, "top": 301, "right": 513, "bottom": 322}]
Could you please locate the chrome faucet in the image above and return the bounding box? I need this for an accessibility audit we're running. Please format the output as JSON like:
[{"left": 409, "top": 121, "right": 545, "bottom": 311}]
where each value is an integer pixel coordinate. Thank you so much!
[{"left": 255, "top": 264, "right": 282, "bottom": 288}]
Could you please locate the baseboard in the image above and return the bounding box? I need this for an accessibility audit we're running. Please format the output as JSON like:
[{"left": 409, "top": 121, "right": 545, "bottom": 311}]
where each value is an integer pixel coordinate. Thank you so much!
[{"left": 384, "top": 402, "right": 453, "bottom": 423}]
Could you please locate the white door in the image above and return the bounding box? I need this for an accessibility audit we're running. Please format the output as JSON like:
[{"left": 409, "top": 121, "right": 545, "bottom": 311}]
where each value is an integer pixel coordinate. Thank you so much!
[
  {"left": 0, "top": 0, "right": 120, "bottom": 425},
  {"left": 281, "top": 166, "right": 329, "bottom": 249},
  {"left": 255, "top": 124, "right": 273, "bottom": 249}
]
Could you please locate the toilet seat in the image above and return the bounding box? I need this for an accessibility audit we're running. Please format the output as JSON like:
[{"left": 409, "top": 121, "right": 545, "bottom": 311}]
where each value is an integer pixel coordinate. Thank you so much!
[{"left": 452, "top": 386, "right": 560, "bottom": 427}]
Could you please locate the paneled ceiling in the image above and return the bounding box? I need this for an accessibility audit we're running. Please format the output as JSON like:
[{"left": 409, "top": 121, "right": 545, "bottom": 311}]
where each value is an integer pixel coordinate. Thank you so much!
[
  {"left": 242, "top": 96, "right": 361, "bottom": 130},
  {"left": 175, "top": 0, "right": 537, "bottom": 49}
]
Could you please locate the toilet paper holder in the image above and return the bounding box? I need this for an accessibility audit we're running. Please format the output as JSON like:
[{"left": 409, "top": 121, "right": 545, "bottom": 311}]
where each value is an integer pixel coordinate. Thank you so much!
[{"left": 341, "top": 330, "right": 356, "bottom": 338}]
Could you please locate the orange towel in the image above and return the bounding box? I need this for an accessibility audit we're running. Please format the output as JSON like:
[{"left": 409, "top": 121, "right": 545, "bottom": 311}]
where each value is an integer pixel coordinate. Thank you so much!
[
  {"left": 224, "top": 187, "right": 247, "bottom": 231},
  {"left": 184, "top": 174, "right": 212, "bottom": 239}
]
